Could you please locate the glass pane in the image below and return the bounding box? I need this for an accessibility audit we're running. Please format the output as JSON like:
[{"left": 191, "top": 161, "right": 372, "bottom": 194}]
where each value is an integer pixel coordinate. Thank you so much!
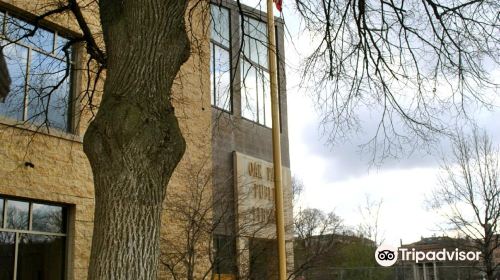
[
  {"left": 5, "top": 16, "right": 34, "bottom": 42},
  {"left": 25, "top": 27, "right": 54, "bottom": 53},
  {"left": 241, "top": 60, "right": 258, "bottom": 122},
  {"left": 214, "top": 45, "right": 231, "bottom": 111},
  {"left": 17, "top": 234, "right": 65, "bottom": 280},
  {"left": 4, "top": 15, "right": 54, "bottom": 53},
  {"left": 0, "top": 232, "right": 15, "bottom": 280},
  {"left": 210, "top": 43, "right": 215, "bottom": 106},
  {"left": 27, "top": 50, "right": 70, "bottom": 131},
  {"left": 214, "top": 235, "right": 236, "bottom": 274},
  {"left": 254, "top": 20, "right": 268, "bottom": 68},
  {"left": 210, "top": 5, "right": 230, "bottom": 47},
  {"left": 256, "top": 68, "right": 266, "bottom": 125},
  {"left": 55, "top": 34, "right": 71, "bottom": 58},
  {"left": 0, "top": 12, "right": 5, "bottom": 35},
  {"left": 243, "top": 16, "right": 268, "bottom": 69},
  {"left": 0, "top": 42, "right": 28, "bottom": 121},
  {"left": 260, "top": 71, "right": 272, "bottom": 128},
  {"left": 32, "top": 204, "right": 65, "bottom": 233},
  {"left": 0, "top": 198, "right": 3, "bottom": 227},
  {"left": 5, "top": 200, "right": 29, "bottom": 230}
]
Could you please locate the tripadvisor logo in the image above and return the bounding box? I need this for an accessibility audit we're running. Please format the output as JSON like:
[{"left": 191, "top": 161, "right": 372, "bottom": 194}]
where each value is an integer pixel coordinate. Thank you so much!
[
  {"left": 375, "top": 244, "right": 398, "bottom": 267},
  {"left": 375, "top": 244, "right": 482, "bottom": 266}
]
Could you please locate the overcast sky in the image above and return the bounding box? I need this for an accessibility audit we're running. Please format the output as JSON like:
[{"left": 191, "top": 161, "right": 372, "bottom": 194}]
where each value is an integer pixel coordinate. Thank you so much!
[{"left": 240, "top": 0, "right": 500, "bottom": 246}]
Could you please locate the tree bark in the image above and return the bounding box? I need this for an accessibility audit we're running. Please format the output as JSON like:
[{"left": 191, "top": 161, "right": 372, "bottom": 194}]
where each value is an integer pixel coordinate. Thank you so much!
[{"left": 82, "top": 0, "right": 190, "bottom": 279}]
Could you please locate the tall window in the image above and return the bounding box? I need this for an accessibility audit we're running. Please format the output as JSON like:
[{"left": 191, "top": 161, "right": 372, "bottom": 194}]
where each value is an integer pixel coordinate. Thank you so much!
[
  {"left": 0, "top": 197, "right": 67, "bottom": 280},
  {"left": 210, "top": 5, "right": 231, "bottom": 112},
  {"left": 0, "top": 11, "right": 73, "bottom": 132},
  {"left": 241, "top": 16, "right": 272, "bottom": 128}
]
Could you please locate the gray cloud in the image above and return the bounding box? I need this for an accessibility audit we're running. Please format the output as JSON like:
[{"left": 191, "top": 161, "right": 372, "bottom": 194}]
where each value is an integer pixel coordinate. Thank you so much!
[{"left": 299, "top": 105, "right": 500, "bottom": 182}]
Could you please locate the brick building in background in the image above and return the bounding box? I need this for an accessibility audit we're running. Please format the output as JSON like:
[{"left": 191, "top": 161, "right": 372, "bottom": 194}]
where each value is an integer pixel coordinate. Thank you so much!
[
  {"left": 0, "top": 0, "right": 293, "bottom": 279},
  {"left": 399, "top": 236, "right": 500, "bottom": 280}
]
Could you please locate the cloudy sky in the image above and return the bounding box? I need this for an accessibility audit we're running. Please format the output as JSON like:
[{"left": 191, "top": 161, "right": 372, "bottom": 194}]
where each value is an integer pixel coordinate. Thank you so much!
[{"left": 240, "top": 0, "right": 500, "bottom": 246}]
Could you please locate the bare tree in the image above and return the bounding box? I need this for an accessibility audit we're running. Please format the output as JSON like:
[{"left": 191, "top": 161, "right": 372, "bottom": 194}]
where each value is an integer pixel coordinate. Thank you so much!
[
  {"left": 429, "top": 129, "right": 500, "bottom": 280},
  {"left": 160, "top": 157, "right": 214, "bottom": 280},
  {"left": 357, "top": 195, "right": 384, "bottom": 246},
  {"left": 292, "top": 175, "right": 305, "bottom": 204},
  {"left": 293, "top": 0, "right": 499, "bottom": 161},
  {"left": 292, "top": 208, "right": 344, "bottom": 279},
  {"left": 161, "top": 158, "right": 288, "bottom": 280}
]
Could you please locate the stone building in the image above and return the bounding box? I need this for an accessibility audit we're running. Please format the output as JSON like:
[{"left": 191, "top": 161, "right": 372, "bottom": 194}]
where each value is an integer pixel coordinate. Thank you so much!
[
  {"left": 210, "top": 1, "right": 294, "bottom": 279},
  {"left": 0, "top": 0, "right": 293, "bottom": 279}
]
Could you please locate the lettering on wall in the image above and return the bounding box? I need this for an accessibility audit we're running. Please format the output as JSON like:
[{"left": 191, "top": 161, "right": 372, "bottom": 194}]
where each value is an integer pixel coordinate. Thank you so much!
[
  {"left": 251, "top": 207, "right": 275, "bottom": 224},
  {"left": 245, "top": 161, "right": 276, "bottom": 225},
  {"left": 234, "top": 152, "right": 292, "bottom": 238}
]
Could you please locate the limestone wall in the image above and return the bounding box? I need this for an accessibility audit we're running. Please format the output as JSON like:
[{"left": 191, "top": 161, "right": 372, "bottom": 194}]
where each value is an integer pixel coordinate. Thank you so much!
[{"left": 0, "top": 0, "right": 212, "bottom": 279}]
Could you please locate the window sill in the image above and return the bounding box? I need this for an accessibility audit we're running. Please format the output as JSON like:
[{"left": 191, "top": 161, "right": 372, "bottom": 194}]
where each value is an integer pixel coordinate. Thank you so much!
[
  {"left": 211, "top": 105, "right": 233, "bottom": 115},
  {"left": 0, "top": 117, "right": 83, "bottom": 144}
]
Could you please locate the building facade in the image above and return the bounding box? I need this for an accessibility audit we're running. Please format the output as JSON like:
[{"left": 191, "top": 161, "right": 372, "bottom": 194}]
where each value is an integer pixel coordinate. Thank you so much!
[
  {"left": 0, "top": 0, "right": 293, "bottom": 279},
  {"left": 399, "top": 236, "right": 500, "bottom": 280},
  {"left": 210, "top": 1, "right": 294, "bottom": 279}
]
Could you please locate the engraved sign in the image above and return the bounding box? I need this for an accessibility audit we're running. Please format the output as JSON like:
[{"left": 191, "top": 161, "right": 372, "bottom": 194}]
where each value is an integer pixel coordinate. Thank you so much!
[{"left": 233, "top": 152, "right": 293, "bottom": 239}]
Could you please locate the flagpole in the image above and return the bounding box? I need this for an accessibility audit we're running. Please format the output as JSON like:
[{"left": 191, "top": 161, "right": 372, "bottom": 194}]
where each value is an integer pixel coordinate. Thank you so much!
[{"left": 266, "top": 1, "right": 287, "bottom": 280}]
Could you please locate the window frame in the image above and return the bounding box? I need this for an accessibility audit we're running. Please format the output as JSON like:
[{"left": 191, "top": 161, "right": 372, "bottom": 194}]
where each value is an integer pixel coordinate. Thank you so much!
[
  {"left": 210, "top": 4, "right": 233, "bottom": 113},
  {"left": 0, "top": 9, "right": 77, "bottom": 134},
  {"left": 0, "top": 196, "right": 69, "bottom": 280},
  {"left": 239, "top": 14, "right": 275, "bottom": 128}
]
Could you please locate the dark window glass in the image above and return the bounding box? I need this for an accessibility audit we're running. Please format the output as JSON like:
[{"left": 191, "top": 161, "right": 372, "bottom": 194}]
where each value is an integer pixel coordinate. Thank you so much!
[
  {"left": 5, "top": 200, "right": 29, "bottom": 230},
  {"left": 17, "top": 234, "right": 65, "bottom": 280},
  {"left": 214, "top": 235, "right": 236, "bottom": 275},
  {"left": 32, "top": 204, "right": 65, "bottom": 233},
  {"left": 249, "top": 238, "right": 278, "bottom": 280},
  {"left": 0, "top": 232, "right": 15, "bottom": 280},
  {"left": 0, "top": 198, "right": 67, "bottom": 280}
]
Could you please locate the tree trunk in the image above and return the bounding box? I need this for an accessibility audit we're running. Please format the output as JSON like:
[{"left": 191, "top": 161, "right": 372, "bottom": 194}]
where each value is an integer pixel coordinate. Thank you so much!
[{"left": 83, "top": 0, "right": 190, "bottom": 279}]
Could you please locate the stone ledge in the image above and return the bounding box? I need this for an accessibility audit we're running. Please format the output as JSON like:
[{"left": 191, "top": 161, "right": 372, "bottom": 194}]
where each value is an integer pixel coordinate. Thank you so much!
[{"left": 0, "top": 117, "right": 84, "bottom": 144}]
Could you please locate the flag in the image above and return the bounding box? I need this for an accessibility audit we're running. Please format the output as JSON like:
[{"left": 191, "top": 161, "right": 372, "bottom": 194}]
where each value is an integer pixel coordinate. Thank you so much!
[{"left": 273, "top": 0, "right": 282, "bottom": 12}]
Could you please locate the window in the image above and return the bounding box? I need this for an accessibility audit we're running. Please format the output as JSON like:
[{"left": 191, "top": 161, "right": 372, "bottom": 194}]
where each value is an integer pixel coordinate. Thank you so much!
[
  {"left": 240, "top": 16, "right": 272, "bottom": 128},
  {"left": 210, "top": 5, "right": 231, "bottom": 112},
  {"left": 0, "top": 11, "right": 73, "bottom": 132},
  {"left": 0, "top": 197, "right": 67, "bottom": 280},
  {"left": 213, "top": 235, "right": 236, "bottom": 275}
]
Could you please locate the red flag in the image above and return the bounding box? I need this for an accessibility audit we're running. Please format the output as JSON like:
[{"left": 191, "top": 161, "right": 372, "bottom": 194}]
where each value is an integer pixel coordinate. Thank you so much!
[{"left": 273, "top": 0, "right": 282, "bottom": 12}]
